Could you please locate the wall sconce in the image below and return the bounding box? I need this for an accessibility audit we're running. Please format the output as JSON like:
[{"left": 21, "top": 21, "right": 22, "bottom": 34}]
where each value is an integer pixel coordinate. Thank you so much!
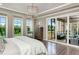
[
  {"left": 38, "top": 22, "right": 41, "bottom": 25},
  {"left": 38, "top": 22, "right": 42, "bottom": 27}
]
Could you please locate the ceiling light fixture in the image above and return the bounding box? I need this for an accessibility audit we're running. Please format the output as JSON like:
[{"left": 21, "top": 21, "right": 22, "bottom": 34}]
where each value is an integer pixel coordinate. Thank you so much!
[{"left": 27, "top": 3, "right": 39, "bottom": 15}]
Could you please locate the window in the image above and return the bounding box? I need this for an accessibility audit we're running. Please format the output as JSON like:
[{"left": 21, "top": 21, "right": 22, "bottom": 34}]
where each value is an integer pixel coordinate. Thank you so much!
[
  {"left": 0, "top": 15, "right": 7, "bottom": 38},
  {"left": 26, "top": 19, "right": 33, "bottom": 37},
  {"left": 13, "top": 18, "right": 23, "bottom": 36},
  {"left": 48, "top": 18, "right": 55, "bottom": 40}
]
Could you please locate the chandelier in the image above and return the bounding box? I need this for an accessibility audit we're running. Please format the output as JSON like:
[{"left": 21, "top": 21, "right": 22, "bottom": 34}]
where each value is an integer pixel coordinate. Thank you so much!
[{"left": 27, "top": 3, "right": 39, "bottom": 15}]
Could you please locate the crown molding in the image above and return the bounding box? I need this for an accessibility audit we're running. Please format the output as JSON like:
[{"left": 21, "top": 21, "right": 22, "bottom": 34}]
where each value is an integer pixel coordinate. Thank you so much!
[
  {"left": 36, "top": 3, "right": 79, "bottom": 17},
  {"left": 0, "top": 5, "right": 27, "bottom": 15},
  {"left": 37, "top": 3, "right": 70, "bottom": 15}
]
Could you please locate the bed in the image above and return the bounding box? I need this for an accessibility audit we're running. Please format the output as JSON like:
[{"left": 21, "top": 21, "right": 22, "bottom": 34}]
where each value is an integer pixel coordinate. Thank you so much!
[{"left": 0, "top": 36, "right": 47, "bottom": 55}]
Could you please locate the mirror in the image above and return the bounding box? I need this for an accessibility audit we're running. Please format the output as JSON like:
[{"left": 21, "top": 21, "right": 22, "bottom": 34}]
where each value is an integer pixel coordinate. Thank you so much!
[
  {"left": 69, "top": 15, "right": 79, "bottom": 46},
  {"left": 57, "top": 17, "right": 67, "bottom": 43}
]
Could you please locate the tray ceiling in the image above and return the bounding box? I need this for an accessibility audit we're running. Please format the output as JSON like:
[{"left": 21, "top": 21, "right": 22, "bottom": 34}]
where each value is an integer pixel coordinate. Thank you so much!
[{"left": 0, "top": 3, "right": 65, "bottom": 14}]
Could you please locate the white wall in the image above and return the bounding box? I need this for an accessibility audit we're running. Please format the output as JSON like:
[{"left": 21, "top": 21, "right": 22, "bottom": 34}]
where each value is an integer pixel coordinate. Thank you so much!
[{"left": 35, "top": 17, "right": 47, "bottom": 40}]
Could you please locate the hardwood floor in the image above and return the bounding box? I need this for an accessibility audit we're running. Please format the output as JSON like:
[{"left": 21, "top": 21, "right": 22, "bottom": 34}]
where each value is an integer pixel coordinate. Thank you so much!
[{"left": 43, "top": 41, "right": 79, "bottom": 55}]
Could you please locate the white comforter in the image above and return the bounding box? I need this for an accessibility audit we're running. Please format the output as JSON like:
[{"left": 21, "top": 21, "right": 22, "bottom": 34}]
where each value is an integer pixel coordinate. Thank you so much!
[
  {"left": 3, "top": 38, "right": 32, "bottom": 55},
  {"left": 2, "top": 38, "right": 20, "bottom": 55},
  {"left": 3, "top": 36, "right": 47, "bottom": 55},
  {"left": 15, "top": 36, "right": 47, "bottom": 55}
]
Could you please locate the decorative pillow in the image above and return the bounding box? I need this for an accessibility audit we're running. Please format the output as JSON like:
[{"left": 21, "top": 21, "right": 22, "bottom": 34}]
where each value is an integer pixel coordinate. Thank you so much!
[
  {"left": 3, "top": 39, "right": 7, "bottom": 44},
  {"left": 0, "top": 38, "right": 5, "bottom": 54}
]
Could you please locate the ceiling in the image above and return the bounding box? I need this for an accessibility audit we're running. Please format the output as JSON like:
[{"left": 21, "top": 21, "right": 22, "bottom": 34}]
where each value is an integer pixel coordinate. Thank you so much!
[{"left": 0, "top": 3, "right": 65, "bottom": 14}]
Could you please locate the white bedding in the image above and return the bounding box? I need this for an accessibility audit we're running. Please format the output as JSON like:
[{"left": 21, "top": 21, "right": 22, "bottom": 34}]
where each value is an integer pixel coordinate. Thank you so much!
[
  {"left": 2, "top": 36, "right": 47, "bottom": 55},
  {"left": 2, "top": 38, "right": 20, "bottom": 55},
  {"left": 3, "top": 38, "right": 32, "bottom": 55},
  {"left": 15, "top": 36, "right": 47, "bottom": 55}
]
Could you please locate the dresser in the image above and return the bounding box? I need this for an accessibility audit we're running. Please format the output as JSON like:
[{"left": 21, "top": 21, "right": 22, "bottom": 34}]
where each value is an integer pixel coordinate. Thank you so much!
[{"left": 34, "top": 27, "right": 43, "bottom": 41}]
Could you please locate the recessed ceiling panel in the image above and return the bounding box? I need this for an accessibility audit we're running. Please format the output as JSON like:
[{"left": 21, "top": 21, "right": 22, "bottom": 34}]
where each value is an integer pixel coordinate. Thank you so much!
[{"left": 0, "top": 3, "right": 65, "bottom": 14}]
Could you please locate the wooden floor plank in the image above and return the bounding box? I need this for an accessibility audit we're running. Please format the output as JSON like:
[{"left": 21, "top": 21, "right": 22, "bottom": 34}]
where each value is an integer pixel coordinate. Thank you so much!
[{"left": 43, "top": 41, "right": 79, "bottom": 55}]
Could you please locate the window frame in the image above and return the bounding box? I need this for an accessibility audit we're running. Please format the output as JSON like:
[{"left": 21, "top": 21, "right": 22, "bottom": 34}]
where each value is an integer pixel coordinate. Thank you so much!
[
  {"left": 26, "top": 19, "right": 34, "bottom": 37},
  {"left": 0, "top": 15, "right": 8, "bottom": 38},
  {"left": 13, "top": 17, "right": 23, "bottom": 37}
]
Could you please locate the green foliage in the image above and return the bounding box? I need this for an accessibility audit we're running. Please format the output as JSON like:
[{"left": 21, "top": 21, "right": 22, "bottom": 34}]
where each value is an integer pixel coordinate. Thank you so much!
[
  {"left": 27, "top": 27, "right": 32, "bottom": 33},
  {"left": 0, "top": 25, "right": 6, "bottom": 36},
  {"left": 48, "top": 25, "right": 55, "bottom": 31},
  {"left": 14, "top": 26, "right": 21, "bottom": 36}
]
